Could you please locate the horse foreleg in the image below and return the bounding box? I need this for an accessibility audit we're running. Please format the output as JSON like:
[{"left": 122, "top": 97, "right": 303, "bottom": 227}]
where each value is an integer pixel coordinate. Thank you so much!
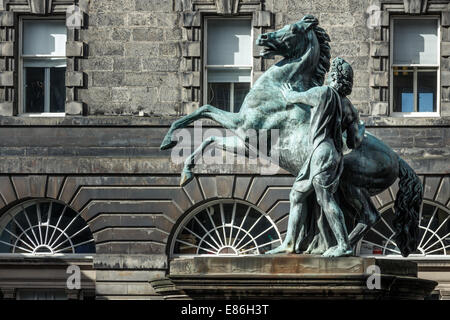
[
  {"left": 161, "top": 105, "right": 242, "bottom": 150},
  {"left": 180, "top": 135, "right": 249, "bottom": 187}
]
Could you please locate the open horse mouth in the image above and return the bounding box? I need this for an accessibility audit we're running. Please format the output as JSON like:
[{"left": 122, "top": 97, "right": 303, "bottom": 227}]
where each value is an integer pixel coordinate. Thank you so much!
[{"left": 257, "top": 37, "right": 279, "bottom": 58}]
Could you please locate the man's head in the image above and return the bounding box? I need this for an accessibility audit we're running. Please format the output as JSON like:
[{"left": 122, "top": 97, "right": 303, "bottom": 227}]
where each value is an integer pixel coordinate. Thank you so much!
[{"left": 329, "top": 57, "right": 353, "bottom": 96}]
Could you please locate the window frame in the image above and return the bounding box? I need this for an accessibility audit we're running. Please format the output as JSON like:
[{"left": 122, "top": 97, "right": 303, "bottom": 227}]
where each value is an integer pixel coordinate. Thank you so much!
[
  {"left": 389, "top": 15, "right": 441, "bottom": 117},
  {"left": 202, "top": 16, "right": 253, "bottom": 112},
  {"left": 18, "top": 15, "right": 67, "bottom": 117}
]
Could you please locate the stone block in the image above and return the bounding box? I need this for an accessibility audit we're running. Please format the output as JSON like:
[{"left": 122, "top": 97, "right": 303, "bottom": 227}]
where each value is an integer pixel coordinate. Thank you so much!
[
  {"left": 441, "top": 71, "right": 450, "bottom": 87},
  {"left": 181, "top": 72, "right": 200, "bottom": 88},
  {"left": 370, "top": 41, "right": 389, "bottom": 57},
  {"left": 132, "top": 28, "right": 164, "bottom": 42},
  {"left": 442, "top": 42, "right": 450, "bottom": 57},
  {"left": 91, "top": 12, "right": 125, "bottom": 27},
  {"left": 403, "top": 0, "right": 429, "bottom": 14},
  {"left": 183, "top": 11, "right": 201, "bottom": 28},
  {"left": 113, "top": 57, "right": 142, "bottom": 72},
  {"left": 89, "top": 42, "right": 124, "bottom": 56},
  {"left": 66, "top": 41, "right": 84, "bottom": 57},
  {"left": 0, "top": 12, "right": 14, "bottom": 27},
  {"left": 369, "top": 72, "right": 389, "bottom": 87},
  {"left": 111, "top": 29, "right": 132, "bottom": 41},
  {"left": 253, "top": 11, "right": 273, "bottom": 27},
  {"left": 371, "top": 102, "right": 388, "bottom": 116},
  {"left": 0, "top": 101, "right": 13, "bottom": 116},
  {"left": 142, "top": 58, "right": 180, "bottom": 72},
  {"left": 182, "top": 41, "right": 200, "bottom": 57},
  {"left": 182, "top": 101, "right": 199, "bottom": 114},
  {"left": 159, "top": 42, "right": 180, "bottom": 57},
  {"left": 29, "top": 0, "right": 47, "bottom": 14},
  {"left": 92, "top": 72, "right": 124, "bottom": 87},
  {"left": 135, "top": 0, "right": 173, "bottom": 12},
  {"left": 441, "top": 102, "right": 450, "bottom": 117},
  {"left": 66, "top": 71, "right": 84, "bottom": 87},
  {"left": 0, "top": 42, "right": 13, "bottom": 57},
  {"left": 160, "top": 87, "right": 180, "bottom": 102},
  {"left": 93, "top": 254, "right": 168, "bottom": 270},
  {"left": 443, "top": 12, "right": 450, "bottom": 27},
  {"left": 65, "top": 101, "right": 84, "bottom": 115},
  {"left": 0, "top": 71, "right": 13, "bottom": 86},
  {"left": 215, "top": 0, "right": 240, "bottom": 15},
  {"left": 380, "top": 11, "right": 390, "bottom": 27}
]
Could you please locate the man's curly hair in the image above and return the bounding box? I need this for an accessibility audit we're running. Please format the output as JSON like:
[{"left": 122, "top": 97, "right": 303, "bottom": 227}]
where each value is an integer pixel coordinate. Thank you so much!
[{"left": 329, "top": 57, "right": 353, "bottom": 96}]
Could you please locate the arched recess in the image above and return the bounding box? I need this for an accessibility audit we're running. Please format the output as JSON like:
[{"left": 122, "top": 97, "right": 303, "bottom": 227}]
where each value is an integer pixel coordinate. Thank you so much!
[
  {"left": 169, "top": 199, "right": 282, "bottom": 257},
  {"left": 0, "top": 199, "right": 95, "bottom": 255},
  {"left": 357, "top": 175, "right": 450, "bottom": 257}
]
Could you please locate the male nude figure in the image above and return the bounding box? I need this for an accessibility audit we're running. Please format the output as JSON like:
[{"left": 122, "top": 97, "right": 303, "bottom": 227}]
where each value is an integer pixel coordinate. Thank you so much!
[{"left": 267, "top": 57, "right": 365, "bottom": 257}]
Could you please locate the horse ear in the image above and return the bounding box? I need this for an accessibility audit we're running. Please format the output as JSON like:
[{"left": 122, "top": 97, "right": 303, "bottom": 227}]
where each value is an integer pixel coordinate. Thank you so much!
[{"left": 300, "top": 14, "right": 319, "bottom": 30}]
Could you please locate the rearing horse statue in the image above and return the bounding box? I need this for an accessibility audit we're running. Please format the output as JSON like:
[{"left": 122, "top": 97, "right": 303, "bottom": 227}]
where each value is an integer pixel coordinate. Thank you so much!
[{"left": 160, "top": 15, "right": 422, "bottom": 257}]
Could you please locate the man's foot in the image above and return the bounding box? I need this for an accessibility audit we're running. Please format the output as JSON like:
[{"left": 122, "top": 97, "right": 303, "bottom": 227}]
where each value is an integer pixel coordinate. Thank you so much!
[
  {"left": 180, "top": 169, "right": 194, "bottom": 187},
  {"left": 265, "top": 243, "right": 294, "bottom": 255},
  {"left": 305, "top": 247, "right": 326, "bottom": 255},
  {"left": 322, "top": 245, "right": 353, "bottom": 257}
]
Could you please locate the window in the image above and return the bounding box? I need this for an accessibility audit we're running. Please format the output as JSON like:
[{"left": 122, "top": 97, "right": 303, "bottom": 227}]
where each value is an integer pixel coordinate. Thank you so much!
[
  {"left": 204, "top": 18, "right": 252, "bottom": 112},
  {"left": 357, "top": 200, "right": 450, "bottom": 257},
  {"left": 0, "top": 199, "right": 95, "bottom": 255},
  {"left": 20, "top": 19, "right": 67, "bottom": 115},
  {"left": 171, "top": 200, "right": 281, "bottom": 256},
  {"left": 391, "top": 17, "right": 439, "bottom": 115}
]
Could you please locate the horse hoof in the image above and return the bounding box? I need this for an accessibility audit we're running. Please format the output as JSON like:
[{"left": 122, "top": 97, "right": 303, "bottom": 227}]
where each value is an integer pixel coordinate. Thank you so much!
[
  {"left": 180, "top": 170, "right": 194, "bottom": 187},
  {"left": 160, "top": 137, "right": 178, "bottom": 150}
]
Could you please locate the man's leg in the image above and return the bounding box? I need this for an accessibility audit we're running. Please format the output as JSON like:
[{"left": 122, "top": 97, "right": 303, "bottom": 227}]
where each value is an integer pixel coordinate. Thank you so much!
[
  {"left": 266, "top": 187, "right": 311, "bottom": 254},
  {"left": 313, "top": 178, "right": 352, "bottom": 257}
]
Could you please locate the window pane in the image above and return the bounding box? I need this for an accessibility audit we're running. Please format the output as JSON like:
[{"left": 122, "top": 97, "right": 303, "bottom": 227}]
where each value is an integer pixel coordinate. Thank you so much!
[
  {"left": 418, "top": 71, "right": 437, "bottom": 112},
  {"left": 393, "top": 69, "right": 414, "bottom": 112},
  {"left": 208, "top": 69, "right": 251, "bottom": 83},
  {"left": 208, "top": 83, "right": 230, "bottom": 111},
  {"left": 393, "top": 19, "right": 438, "bottom": 65},
  {"left": 207, "top": 19, "right": 252, "bottom": 66},
  {"left": 234, "top": 83, "right": 250, "bottom": 112},
  {"left": 23, "top": 20, "right": 67, "bottom": 56},
  {"left": 50, "top": 67, "right": 66, "bottom": 112},
  {"left": 24, "top": 67, "right": 45, "bottom": 113}
]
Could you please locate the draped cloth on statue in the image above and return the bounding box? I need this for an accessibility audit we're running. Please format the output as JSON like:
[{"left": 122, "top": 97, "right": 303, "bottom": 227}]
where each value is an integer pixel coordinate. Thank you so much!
[
  {"left": 292, "top": 86, "right": 345, "bottom": 253},
  {"left": 293, "top": 86, "right": 344, "bottom": 194}
]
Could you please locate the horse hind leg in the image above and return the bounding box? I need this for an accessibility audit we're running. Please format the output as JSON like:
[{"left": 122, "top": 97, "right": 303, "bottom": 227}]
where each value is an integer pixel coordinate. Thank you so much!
[
  {"left": 341, "top": 183, "right": 381, "bottom": 248},
  {"left": 160, "top": 104, "right": 242, "bottom": 150},
  {"left": 180, "top": 135, "right": 250, "bottom": 187}
]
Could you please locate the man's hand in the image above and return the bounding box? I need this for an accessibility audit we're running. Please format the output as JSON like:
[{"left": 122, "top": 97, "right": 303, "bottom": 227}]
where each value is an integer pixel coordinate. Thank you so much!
[{"left": 280, "top": 83, "right": 297, "bottom": 104}]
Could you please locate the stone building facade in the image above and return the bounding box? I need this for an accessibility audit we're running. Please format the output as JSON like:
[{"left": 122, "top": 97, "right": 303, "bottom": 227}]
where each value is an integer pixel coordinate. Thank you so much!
[{"left": 0, "top": 0, "right": 448, "bottom": 300}]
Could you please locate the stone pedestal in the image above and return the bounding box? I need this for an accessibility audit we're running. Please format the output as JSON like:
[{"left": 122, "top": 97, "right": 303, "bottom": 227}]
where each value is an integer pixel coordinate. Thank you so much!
[{"left": 152, "top": 255, "right": 437, "bottom": 300}]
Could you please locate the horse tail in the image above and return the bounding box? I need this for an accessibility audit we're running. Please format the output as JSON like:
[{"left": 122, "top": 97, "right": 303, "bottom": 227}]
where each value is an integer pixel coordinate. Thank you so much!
[{"left": 393, "top": 158, "right": 423, "bottom": 257}]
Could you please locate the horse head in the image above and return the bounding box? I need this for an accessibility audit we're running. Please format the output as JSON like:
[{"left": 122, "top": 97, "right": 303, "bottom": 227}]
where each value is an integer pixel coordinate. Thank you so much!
[{"left": 256, "top": 15, "right": 331, "bottom": 87}]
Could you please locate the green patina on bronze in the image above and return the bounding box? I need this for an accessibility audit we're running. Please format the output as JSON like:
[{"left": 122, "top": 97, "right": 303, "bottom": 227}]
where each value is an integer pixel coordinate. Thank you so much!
[{"left": 161, "top": 15, "right": 422, "bottom": 258}]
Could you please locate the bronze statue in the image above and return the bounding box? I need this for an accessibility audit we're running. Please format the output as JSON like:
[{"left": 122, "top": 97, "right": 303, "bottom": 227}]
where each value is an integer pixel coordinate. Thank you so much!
[
  {"left": 160, "top": 15, "right": 422, "bottom": 257},
  {"left": 265, "top": 58, "right": 364, "bottom": 257}
]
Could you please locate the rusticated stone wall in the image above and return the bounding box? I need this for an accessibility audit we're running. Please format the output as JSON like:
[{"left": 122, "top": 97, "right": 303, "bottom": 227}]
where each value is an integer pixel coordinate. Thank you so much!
[{"left": 0, "top": 0, "right": 448, "bottom": 300}]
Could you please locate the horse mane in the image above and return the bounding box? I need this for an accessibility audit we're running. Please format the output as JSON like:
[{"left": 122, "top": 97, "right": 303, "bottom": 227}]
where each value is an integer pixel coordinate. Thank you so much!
[{"left": 310, "top": 25, "right": 331, "bottom": 87}]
